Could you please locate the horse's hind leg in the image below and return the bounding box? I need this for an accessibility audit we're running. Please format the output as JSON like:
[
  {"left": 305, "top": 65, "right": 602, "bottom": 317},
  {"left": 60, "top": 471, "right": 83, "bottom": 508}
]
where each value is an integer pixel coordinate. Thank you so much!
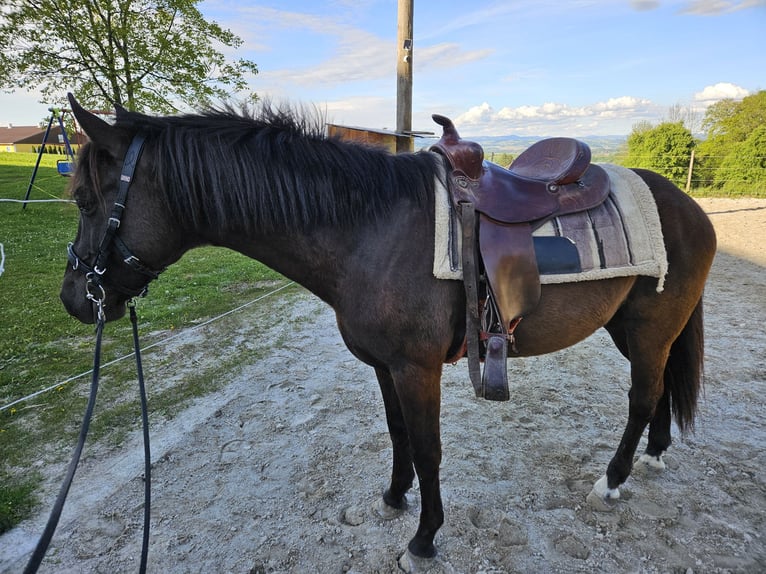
[
  {"left": 374, "top": 366, "right": 416, "bottom": 513},
  {"left": 604, "top": 321, "right": 672, "bottom": 471},
  {"left": 592, "top": 170, "right": 713, "bottom": 504},
  {"left": 599, "top": 287, "right": 706, "bottom": 503},
  {"left": 595, "top": 295, "right": 677, "bottom": 502},
  {"left": 592, "top": 347, "right": 669, "bottom": 502},
  {"left": 641, "top": 296, "right": 706, "bottom": 470},
  {"left": 640, "top": 388, "right": 671, "bottom": 469}
]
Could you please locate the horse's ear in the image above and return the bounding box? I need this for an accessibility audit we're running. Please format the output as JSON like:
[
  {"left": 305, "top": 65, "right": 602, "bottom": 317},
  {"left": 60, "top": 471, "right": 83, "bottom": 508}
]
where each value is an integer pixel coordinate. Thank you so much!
[
  {"left": 68, "top": 93, "right": 128, "bottom": 157},
  {"left": 114, "top": 102, "right": 128, "bottom": 119}
]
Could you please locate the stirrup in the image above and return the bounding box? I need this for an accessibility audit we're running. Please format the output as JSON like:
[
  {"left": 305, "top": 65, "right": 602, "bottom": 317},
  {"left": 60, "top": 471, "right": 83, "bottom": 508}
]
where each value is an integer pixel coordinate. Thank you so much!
[{"left": 482, "top": 334, "right": 509, "bottom": 401}]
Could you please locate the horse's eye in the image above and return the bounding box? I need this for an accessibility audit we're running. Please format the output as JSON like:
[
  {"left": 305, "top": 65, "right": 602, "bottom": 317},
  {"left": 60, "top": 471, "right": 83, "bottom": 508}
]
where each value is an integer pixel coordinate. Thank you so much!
[
  {"left": 74, "top": 189, "right": 96, "bottom": 216},
  {"left": 76, "top": 198, "right": 96, "bottom": 216}
]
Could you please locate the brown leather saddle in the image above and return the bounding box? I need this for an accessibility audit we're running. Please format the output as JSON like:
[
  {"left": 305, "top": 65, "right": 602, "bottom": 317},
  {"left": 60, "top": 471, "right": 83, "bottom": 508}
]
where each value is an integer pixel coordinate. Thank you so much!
[{"left": 429, "top": 114, "right": 611, "bottom": 401}]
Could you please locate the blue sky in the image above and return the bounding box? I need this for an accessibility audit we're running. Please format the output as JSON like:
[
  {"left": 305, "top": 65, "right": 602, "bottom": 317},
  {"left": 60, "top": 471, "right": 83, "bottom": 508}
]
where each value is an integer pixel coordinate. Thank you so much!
[{"left": 1, "top": 0, "right": 764, "bottom": 136}]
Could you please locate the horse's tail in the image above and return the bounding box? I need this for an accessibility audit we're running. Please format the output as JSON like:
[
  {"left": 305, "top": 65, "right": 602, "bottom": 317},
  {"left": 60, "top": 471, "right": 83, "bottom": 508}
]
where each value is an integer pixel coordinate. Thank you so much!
[{"left": 666, "top": 296, "right": 705, "bottom": 433}]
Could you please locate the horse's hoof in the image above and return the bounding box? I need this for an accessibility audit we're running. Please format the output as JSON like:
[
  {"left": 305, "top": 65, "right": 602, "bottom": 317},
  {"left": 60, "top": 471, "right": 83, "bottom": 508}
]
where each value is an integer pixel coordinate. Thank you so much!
[
  {"left": 586, "top": 475, "right": 620, "bottom": 512},
  {"left": 398, "top": 548, "right": 436, "bottom": 573},
  {"left": 637, "top": 452, "right": 666, "bottom": 470},
  {"left": 373, "top": 497, "right": 406, "bottom": 520}
]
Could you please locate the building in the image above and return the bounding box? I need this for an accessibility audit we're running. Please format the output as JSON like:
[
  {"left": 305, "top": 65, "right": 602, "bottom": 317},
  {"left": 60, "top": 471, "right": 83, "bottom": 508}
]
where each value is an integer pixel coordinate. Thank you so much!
[
  {"left": 0, "top": 124, "right": 85, "bottom": 153},
  {"left": 326, "top": 124, "right": 414, "bottom": 154}
]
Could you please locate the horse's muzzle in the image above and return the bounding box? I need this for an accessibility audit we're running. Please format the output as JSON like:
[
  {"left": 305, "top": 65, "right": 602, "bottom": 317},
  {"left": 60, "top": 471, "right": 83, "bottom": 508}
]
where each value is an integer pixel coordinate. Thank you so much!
[{"left": 60, "top": 272, "right": 127, "bottom": 324}]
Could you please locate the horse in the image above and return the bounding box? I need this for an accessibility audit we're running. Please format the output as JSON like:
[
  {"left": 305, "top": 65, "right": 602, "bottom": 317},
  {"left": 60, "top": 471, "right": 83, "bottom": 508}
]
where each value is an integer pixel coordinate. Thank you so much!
[{"left": 59, "top": 93, "right": 716, "bottom": 569}]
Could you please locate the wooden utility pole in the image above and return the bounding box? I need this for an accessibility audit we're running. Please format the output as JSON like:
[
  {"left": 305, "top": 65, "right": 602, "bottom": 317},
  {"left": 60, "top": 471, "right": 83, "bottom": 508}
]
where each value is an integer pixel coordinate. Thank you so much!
[
  {"left": 396, "top": 0, "right": 413, "bottom": 152},
  {"left": 685, "top": 149, "right": 696, "bottom": 193}
]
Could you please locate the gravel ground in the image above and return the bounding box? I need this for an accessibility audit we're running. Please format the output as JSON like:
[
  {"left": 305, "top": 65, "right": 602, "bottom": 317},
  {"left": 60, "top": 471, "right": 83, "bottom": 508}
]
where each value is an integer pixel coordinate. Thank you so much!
[{"left": 2, "top": 197, "right": 764, "bottom": 574}]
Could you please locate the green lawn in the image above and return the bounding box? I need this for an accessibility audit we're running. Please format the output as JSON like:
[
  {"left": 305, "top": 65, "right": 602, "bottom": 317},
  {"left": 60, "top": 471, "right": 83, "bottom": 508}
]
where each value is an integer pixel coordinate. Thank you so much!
[{"left": 0, "top": 153, "right": 286, "bottom": 533}]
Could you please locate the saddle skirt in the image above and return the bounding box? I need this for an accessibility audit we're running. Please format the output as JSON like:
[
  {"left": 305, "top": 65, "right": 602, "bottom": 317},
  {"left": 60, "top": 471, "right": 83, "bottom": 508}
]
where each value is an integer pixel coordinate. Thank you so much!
[{"left": 433, "top": 160, "right": 668, "bottom": 292}]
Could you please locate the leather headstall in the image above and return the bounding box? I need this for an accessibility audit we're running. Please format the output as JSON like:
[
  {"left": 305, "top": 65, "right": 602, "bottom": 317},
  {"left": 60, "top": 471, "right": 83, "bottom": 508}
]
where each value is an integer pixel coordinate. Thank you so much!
[{"left": 67, "top": 133, "right": 165, "bottom": 300}]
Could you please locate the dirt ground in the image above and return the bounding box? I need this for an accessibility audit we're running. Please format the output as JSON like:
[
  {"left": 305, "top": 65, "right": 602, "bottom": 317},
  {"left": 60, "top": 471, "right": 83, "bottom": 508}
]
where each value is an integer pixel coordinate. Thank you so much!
[{"left": 2, "top": 198, "right": 764, "bottom": 574}]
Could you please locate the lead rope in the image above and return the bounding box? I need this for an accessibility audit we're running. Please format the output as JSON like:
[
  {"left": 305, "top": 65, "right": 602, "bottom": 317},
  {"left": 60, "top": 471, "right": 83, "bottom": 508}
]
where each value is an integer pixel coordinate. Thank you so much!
[
  {"left": 129, "top": 299, "right": 152, "bottom": 574},
  {"left": 24, "top": 299, "right": 152, "bottom": 574},
  {"left": 23, "top": 302, "right": 105, "bottom": 574}
]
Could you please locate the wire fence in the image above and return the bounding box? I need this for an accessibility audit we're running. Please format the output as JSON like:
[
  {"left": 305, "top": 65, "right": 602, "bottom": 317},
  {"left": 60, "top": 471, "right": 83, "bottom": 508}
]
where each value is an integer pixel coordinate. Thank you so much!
[
  {"left": 0, "top": 280, "right": 296, "bottom": 413},
  {"left": 0, "top": 198, "right": 74, "bottom": 203}
]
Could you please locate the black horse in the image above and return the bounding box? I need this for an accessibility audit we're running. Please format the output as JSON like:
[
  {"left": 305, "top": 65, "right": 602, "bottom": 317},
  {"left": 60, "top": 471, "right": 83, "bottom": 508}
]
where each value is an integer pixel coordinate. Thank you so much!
[{"left": 60, "top": 94, "right": 716, "bottom": 568}]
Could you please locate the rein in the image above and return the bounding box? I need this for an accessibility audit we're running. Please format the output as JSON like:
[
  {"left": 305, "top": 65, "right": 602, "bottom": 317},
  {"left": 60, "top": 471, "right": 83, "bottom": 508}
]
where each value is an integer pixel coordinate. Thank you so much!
[{"left": 26, "top": 134, "right": 156, "bottom": 573}]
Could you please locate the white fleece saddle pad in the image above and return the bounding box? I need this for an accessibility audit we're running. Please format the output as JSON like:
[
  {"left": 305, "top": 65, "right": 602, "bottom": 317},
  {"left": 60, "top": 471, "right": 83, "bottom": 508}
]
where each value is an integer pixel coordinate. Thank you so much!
[{"left": 433, "top": 162, "right": 668, "bottom": 292}]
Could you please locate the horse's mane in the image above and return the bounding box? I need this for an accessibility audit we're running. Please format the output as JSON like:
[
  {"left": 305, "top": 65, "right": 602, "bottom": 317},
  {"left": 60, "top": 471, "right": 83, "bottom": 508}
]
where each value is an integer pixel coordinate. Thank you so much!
[{"left": 108, "top": 104, "right": 438, "bottom": 234}]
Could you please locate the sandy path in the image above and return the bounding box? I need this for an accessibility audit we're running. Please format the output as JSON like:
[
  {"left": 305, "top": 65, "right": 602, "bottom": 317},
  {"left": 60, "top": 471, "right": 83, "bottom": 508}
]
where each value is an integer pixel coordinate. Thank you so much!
[{"left": 2, "top": 198, "right": 764, "bottom": 574}]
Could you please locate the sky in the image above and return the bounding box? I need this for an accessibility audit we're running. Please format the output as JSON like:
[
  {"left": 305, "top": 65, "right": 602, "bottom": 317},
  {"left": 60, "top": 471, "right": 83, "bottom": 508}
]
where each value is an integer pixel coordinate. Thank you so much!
[{"left": 1, "top": 0, "right": 764, "bottom": 137}]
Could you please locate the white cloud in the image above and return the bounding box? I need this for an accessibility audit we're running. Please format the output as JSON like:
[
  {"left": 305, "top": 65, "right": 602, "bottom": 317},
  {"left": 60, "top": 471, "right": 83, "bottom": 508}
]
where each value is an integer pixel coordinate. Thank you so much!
[
  {"left": 263, "top": 30, "right": 392, "bottom": 87},
  {"left": 456, "top": 102, "right": 495, "bottom": 124},
  {"left": 678, "top": 0, "right": 766, "bottom": 15},
  {"left": 240, "top": 6, "right": 345, "bottom": 35},
  {"left": 238, "top": 7, "right": 492, "bottom": 90},
  {"left": 417, "top": 43, "right": 494, "bottom": 71},
  {"left": 322, "top": 96, "right": 395, "bottom": 128},
  {"left": 0, "top": 87, "right": 49, "bottom": 125},
  {"left": 453, "top": 95, "right": 659, "bottom": 136},
  {"left": 263, "top": 38, "right": 493, "bottom": 88},
  {"left": 437, "top": 85, "right": 758, "bottom": 137},
  {"left": 594, "top": 96, "right": 652, "bottom": 111},
  {"left": 485, "top": 96, "right": 650, "bottom": 122},
  {"left": 421, "top": 4, "right": 524, "bottom": 40},
  {"left": 630, "top": 0, "right": 661, "bottom": 11},
  {"left": 693, "top": 82, "right": 750, "bottom": 105}
]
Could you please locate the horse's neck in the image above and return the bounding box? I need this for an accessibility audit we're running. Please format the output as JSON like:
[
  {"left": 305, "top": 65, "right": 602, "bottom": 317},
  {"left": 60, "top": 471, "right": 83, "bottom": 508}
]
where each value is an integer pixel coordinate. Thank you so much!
[
  {"left": 209, "top": 228, "right": 356, "bottom": 306},
  {"left": 204, "top": 199, "right": 432, "bottom": 309}
]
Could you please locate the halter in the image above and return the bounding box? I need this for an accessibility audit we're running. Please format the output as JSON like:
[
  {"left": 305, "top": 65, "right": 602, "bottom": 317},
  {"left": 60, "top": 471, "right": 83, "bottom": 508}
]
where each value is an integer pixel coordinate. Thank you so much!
[
  {"left": 67, "top": 133, "right": 164, "bottom": 305},
  {"left": 26, "top": 134, "right": 158, "bottom": 574}
]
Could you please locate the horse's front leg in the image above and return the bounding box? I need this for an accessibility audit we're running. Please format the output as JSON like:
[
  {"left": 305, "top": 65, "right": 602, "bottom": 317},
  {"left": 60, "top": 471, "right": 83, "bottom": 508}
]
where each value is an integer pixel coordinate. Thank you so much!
[
  {"left": 374, "top": 366, "right": 415, "bottom": 513},
  {"left": 399, "top": 364, "right": 444, "bottom": 561},
  {"left": 378, "top": 363, "right": 444, "bottom": 564}
]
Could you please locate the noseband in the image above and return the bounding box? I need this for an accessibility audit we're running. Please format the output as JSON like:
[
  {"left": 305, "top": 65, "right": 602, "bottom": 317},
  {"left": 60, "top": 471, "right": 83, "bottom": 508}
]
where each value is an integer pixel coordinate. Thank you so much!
[{"left": 67, "top": 134, "right": 164, "bottom": 304}]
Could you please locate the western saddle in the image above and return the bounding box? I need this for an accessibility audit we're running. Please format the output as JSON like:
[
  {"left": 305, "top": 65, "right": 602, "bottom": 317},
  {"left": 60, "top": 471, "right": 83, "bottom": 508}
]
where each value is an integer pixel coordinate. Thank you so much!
[{"left": 429, "top": 114, "right": 611, "bottom": 401}]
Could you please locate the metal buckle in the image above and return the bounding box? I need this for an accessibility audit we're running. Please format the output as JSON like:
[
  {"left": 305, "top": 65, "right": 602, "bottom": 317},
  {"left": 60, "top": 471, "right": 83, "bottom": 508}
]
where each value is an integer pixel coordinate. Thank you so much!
[
  {"left": 85, "top": 272, "right": 106, "bottom": 303},
  {"left": 67, "top": 242, "right": 79, "bottom": 270}
]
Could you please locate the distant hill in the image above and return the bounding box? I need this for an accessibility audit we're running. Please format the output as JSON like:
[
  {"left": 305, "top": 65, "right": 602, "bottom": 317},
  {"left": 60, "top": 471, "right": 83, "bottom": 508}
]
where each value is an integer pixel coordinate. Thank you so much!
[{"left": 468, "top": 134, "right": 628, "bottom": 163}]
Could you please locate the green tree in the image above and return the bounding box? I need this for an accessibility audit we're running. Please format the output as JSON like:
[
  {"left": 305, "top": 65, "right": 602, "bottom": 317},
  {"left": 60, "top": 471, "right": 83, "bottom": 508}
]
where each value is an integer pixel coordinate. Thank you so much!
[
  {"left": 486, "top": 152, "right": 515, "bottom": 167},
  {"left": 714, "top": 125, "right": 766, "bottom": 195},
  {"left": 697, "top": 91, "right": 766, "bottom": 190},
  {"left": 703, "top": 91, "right": 766, "bottom": 144},
  {"left": 624, "top": 121, "right": 696, "bottom": 188},
  {"left": 0, "top": 0, "right": 258, "bottom": 113}
]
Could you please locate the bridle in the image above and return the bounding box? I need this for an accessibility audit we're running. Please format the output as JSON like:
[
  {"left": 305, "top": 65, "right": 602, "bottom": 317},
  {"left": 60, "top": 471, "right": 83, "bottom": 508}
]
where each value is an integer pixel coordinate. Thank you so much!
[
  {"left": 25, "top": 134, "right": 157, "bottom": 574},
  {"left": 66, "top": 133, "right": 164, "bottom": 313}
]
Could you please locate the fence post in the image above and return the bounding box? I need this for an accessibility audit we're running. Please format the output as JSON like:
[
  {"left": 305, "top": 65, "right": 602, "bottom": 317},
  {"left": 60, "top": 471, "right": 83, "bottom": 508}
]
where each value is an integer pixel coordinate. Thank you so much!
[{"left": 685, "top": 149, "right": 695, "bottom": 193}]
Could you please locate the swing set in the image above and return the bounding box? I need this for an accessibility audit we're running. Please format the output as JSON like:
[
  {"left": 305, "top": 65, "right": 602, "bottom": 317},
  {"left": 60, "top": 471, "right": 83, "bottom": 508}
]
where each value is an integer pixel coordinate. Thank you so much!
[{"left": 21, "top": 107, "right": 83, "bottom": 209}]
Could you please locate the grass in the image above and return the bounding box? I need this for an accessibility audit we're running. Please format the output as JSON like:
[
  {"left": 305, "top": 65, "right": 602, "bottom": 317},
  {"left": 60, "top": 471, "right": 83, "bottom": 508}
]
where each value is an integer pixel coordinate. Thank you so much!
[
  {"left": 0, "top": 471, "right": 39, "bottom": 533},
  {"left": 0, "top": 152, "right": 288, "bottom": 533},
  {"left": 685, "top": 185, "right": 766, "bottom": 198},
  {"left": 0, "top": 149, "right": 761, "bottom": 535}
]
